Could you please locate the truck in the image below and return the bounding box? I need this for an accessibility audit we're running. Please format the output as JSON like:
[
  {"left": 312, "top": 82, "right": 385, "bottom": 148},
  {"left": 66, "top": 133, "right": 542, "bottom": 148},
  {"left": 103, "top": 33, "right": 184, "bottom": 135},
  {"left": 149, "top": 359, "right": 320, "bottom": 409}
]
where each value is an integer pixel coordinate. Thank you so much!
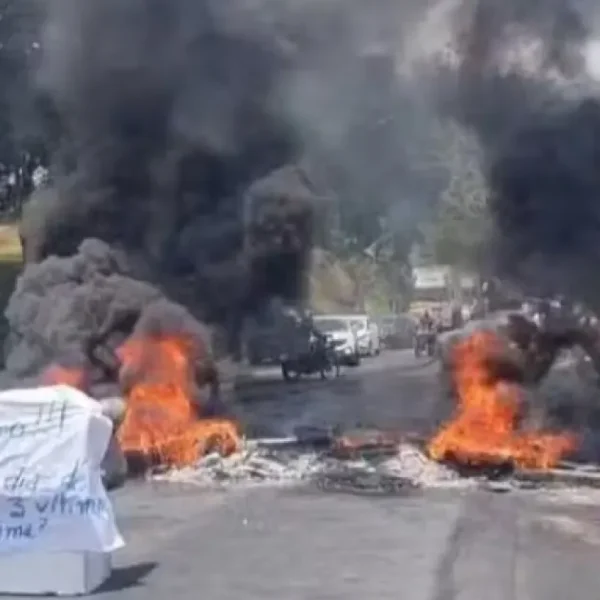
[{"left": 409, "top": 265, "right": 477, "bottom": 329}]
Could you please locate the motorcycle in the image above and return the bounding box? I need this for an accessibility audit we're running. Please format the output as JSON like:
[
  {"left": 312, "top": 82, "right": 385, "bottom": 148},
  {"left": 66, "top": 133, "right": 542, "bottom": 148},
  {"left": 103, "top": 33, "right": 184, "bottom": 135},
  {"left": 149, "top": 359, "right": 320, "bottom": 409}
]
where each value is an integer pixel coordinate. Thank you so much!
[
  {"left": 413, "top": 327, "right": 437, "bottom": 358},
  {"left": 281, "top": 334, "right": 341, "bottom": 381}
]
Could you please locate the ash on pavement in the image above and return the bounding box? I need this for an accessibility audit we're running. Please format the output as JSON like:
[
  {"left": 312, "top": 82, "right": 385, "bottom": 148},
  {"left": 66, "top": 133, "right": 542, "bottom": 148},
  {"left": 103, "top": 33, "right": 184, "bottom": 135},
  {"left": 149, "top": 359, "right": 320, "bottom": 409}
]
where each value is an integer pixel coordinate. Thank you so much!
[{"left": 150, "top": 442, "right": 463, "bottom": 492}]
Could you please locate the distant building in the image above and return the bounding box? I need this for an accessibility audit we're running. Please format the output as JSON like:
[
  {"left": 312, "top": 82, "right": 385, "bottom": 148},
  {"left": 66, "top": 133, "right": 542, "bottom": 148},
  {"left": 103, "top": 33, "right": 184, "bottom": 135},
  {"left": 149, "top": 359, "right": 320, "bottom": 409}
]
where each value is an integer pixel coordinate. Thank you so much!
[{"left": 410, "top": 264, "right": 478, "bottom": 323}]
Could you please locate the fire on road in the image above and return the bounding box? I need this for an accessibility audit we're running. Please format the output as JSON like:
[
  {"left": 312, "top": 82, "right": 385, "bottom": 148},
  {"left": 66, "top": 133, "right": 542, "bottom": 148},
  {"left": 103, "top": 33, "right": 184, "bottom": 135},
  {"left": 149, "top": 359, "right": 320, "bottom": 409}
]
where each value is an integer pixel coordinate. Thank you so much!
[{"left": 81, "top": 349, "right": 600, "bottom": 600}]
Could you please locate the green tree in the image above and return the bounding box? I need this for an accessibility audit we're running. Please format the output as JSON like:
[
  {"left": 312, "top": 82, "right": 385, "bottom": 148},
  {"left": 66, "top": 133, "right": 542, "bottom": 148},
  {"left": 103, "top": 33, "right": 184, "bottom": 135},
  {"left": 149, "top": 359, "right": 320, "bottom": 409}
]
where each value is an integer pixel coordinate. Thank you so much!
[{"left": 421, "top": 122, "right": 491, "bottom": 269}]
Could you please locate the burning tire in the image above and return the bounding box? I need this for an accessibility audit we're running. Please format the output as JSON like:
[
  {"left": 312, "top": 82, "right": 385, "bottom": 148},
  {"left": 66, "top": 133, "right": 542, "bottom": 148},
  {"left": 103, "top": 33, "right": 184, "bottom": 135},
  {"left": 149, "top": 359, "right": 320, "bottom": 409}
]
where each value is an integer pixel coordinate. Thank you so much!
[{"left": 428, "top": 329, "right": 578, "bottom": 471}]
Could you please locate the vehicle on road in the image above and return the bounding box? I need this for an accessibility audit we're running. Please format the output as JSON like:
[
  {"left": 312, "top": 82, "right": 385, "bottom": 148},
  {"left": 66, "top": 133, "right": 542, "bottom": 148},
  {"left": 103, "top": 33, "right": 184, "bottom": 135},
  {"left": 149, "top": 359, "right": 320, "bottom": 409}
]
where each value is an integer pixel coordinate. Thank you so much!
[
  {"left": 313, "top": 316, "right": 361, "bottom": 366},
  {"left": 280, "top": 333, "right": 341, "bottom": 381},
  {"left": 376, "top": 314, "right": 417, "bottom": 349},
  {"left": 345, "top": 314, "right": 380, "bottom": 356},
  {"left": 410, "top": 264, "right": 478, "bottom": 330},
  {"left": 413, "top": 327, "right": 437, "bottom": 358}
]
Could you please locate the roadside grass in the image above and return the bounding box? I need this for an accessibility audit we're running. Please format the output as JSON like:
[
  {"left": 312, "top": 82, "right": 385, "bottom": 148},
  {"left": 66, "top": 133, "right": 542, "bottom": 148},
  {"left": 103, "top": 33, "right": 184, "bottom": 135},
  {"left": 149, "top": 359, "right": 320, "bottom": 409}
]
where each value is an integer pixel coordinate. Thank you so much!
[
  {"left": 0, "top": 224, "right": 22, "bottom": 264},
  {"left": 0, "top": 224, "right": 22, "bottom": 346}
]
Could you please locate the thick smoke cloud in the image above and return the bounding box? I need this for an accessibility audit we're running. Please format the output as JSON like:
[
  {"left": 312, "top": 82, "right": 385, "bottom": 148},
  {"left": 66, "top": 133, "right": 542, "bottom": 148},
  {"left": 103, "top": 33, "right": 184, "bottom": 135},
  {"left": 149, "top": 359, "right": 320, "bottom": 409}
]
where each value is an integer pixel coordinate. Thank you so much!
[
  {"left": 16, "top": 0, "right": 319, "bottom": 366},
  {"left": 442, "top": 0, "right": 600, "bottom": 307},
  {"left": 18, "top": 0, "right": 600, "bottom": 382},
  {"left": 12, "top": 0, "right": 457, "bottom": 373},
  {"left": 31, "top": 0, "right": 302, "bottom": 316},
  {"left": 2, "top": 238, "right": 213, "bottom": 396},
  {"left": 489, "top": 99, "right": 600, "bottom": 308}
]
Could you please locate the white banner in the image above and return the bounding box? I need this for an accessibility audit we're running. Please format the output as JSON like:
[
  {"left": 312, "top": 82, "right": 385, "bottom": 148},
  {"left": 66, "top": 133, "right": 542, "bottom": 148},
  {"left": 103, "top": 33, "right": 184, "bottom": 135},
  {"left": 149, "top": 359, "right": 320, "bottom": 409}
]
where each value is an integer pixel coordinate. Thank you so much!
[{"left": 0, "top": 385, "right": 124, "bottom": 553}]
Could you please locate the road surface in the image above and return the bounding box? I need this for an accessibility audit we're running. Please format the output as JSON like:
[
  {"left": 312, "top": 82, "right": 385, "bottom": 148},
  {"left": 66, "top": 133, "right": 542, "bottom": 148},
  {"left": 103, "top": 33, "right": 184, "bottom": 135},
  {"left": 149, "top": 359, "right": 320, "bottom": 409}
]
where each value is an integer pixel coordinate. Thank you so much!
[
  {"left": 97, "top": 351, "right": 600, "bottom": 598},
  {"left": 231, "top": 349, "right": 444, "bottom": 439}
]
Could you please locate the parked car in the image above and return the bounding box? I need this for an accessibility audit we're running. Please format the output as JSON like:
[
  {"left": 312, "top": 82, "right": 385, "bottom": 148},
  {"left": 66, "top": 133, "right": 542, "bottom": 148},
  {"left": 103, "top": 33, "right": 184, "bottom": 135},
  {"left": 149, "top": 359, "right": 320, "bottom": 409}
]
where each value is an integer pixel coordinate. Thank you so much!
[
  {"left": 345, "top": 314, "right": 380, "bottom": 357},
  {"left": 313, "top": 316, "right": 361, "bottom": 366}
]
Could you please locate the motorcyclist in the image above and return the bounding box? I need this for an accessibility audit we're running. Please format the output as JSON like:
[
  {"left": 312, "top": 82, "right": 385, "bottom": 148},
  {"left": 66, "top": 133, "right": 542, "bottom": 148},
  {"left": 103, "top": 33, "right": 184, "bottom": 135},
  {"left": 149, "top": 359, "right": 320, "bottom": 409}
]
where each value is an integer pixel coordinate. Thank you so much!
[
  {"left": 291, "top": 312, "right": 322, "bottom": 356},
  {"left": 304, "top": 314, "right": 328, "bottom": 355},
  {"left": 282, "top": 312, "right": 330, "bottom": 374}
]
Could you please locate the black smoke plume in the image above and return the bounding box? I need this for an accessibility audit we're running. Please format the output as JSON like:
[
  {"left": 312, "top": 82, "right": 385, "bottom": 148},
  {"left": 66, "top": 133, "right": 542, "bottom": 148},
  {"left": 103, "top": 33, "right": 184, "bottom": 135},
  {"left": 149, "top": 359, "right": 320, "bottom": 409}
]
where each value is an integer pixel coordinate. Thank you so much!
[
  {"left": 28, "top": 0, "right": 305, "bottom": 314},
  {"left": 2, "top": 238, "right": 215, "bottom": 396},
  {"left": 11, "top": 0, "right": 453, "bottom": 380},
  {"left": 14, "top": 0, "right": 321, "bottom": 373},
  {"left": 431, "top": 0, "right": 600, "bottom": 449},
  {"left": 25, "top": 0, "right": 600, "bottom": 389},
  {"left": 489, "top": 99, "right": 600, "bottom": 309},
  {"left": 443, "top": 0, "right": 600, "bottom": 307}
]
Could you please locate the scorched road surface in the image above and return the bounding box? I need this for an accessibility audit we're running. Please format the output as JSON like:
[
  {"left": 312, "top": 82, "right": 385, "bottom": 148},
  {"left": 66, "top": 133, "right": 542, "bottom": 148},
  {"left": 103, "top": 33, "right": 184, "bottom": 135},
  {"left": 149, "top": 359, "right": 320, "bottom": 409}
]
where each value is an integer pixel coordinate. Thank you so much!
[{"left": 59, "top": 352, "right": 600, "bottom": 598}]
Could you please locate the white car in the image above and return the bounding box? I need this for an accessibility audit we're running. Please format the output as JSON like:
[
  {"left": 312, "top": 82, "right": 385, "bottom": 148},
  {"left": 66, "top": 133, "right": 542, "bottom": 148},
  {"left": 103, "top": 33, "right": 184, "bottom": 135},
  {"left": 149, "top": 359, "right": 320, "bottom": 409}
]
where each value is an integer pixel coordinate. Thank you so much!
[
  {"left": 313, "top": 316, "right": 361, "bottom": 366},
  {"left": 345, "top": 315, "right": 381, "bottom": 357}
]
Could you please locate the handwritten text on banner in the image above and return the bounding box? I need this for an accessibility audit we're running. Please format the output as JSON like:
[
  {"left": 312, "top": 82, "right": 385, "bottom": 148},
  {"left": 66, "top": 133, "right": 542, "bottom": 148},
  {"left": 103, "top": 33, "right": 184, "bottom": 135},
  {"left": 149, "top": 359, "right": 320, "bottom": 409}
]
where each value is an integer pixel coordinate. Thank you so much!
[{"left": 0, "top": 385, "right": 124, "bottom": 552}]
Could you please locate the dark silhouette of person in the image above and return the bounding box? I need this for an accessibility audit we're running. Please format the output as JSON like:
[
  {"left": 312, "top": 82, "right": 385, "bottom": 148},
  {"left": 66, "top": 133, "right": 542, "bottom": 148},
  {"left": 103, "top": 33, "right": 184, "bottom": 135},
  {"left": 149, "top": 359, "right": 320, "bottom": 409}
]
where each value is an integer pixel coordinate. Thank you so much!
[{"left": 420, "top": 310, "right": 434, "bottom": 331}]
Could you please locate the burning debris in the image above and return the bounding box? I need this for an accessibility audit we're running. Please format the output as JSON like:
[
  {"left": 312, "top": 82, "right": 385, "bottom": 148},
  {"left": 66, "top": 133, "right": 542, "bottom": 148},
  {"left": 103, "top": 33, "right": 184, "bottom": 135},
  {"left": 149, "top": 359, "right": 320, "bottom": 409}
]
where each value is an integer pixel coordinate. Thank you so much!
[
  {"left": 331, "top": 428, "right": 402, "bottom": 459},
  {"left": 428, "top": 330, "right": 578, "bottom": 471},
  {"left": 116, "top": 334, "right": 240, "bottom": 469},
  {"left": 3, "top": 239, "right": 241, "bottom": 474}
]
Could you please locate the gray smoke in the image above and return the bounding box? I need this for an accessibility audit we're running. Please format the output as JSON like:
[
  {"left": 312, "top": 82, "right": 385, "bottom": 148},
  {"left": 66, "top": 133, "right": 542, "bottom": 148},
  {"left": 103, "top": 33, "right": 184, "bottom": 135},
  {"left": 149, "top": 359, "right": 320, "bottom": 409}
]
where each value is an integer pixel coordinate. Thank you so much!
[
  {"left": 2, "top": 238, "right": 214, "bottom": 396},
  {"left": 18, "top": 0, "right": 600, "bottom": 389},
  {"left": 30, "top": 0, "right": 302, "bottom": 311},
  {"left": 10, "top": 0, "right": 458, "bottom": 380},
  {"left": 489, "top": 99, "right": 600, "bottom": 308},
  {"left": 440, "top": 0, "right": 600, "bottom": 308}
]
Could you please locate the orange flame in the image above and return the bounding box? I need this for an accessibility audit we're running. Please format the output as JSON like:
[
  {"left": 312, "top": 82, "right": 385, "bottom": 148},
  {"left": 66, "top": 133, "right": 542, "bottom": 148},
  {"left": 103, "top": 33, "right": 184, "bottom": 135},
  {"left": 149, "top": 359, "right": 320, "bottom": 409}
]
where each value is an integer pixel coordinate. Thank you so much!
[
  {"left": 427, "top": 330, "right": 577, "bottom": 470},
  {"left": 116, "top": 335, "right": 240, "bottom": 468}
]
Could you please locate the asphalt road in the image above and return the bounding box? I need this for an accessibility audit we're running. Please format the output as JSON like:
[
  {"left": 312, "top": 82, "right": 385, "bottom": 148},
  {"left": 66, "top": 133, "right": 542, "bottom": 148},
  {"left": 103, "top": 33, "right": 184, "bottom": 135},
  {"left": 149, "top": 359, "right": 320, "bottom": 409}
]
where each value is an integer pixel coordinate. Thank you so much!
[
  {"left": 231, "top": 350, "right": 443, "bottom": 439},
  {"left": 95, "top": 351, "right": 600, "bottom": 598}
]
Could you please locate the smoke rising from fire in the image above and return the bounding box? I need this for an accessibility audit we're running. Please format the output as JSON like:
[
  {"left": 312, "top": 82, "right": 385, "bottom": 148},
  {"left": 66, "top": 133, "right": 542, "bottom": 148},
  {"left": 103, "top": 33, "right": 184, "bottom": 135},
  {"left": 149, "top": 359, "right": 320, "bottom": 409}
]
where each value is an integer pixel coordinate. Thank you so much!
[
  {"left": 442, "top": 0, "right": 600, "bottom": 307},
  {"left": 11, "top": 0, "right": 600, "bottom": 384},
  {"left": 2, "top": 238, "right": 215, "bottom": 397},
  {"left": 11, "top": 0, "right": 462, "bottom": 373}
]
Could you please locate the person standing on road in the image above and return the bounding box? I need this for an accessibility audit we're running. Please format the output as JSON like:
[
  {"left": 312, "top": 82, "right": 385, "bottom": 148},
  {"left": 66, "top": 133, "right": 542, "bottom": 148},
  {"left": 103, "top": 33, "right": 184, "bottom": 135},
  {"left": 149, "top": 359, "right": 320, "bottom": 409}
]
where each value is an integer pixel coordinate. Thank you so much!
[
  {"left": 419, "top": 310, "right": 434, "bottom": 331},
  {"left": 451, "top": 302, "right": 463, "bottom": 330}
]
